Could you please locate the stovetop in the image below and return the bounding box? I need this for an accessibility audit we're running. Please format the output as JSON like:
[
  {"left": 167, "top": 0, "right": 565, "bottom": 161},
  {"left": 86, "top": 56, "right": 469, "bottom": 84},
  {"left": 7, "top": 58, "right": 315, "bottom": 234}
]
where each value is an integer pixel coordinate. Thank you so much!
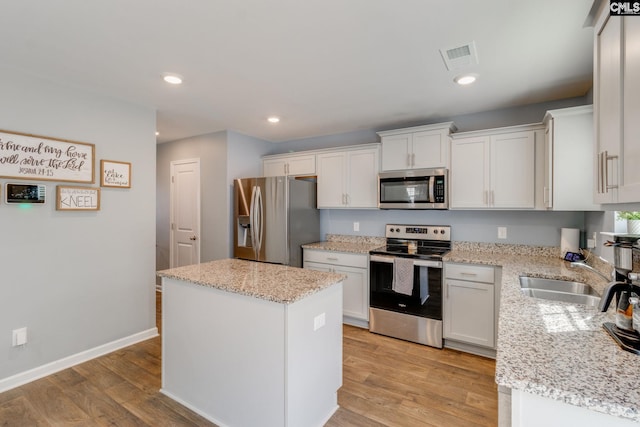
[{"left": 369, "top": 224, "right": 451, "bottom": 260}]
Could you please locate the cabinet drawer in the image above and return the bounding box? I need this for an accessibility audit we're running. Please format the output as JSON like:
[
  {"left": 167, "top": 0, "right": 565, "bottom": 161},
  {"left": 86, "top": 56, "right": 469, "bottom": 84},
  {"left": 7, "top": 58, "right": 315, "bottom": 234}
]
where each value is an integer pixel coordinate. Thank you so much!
[
  {"left": 303, "top": 249, "right": 368, "bottom": 268},
  {"left": 446, "top": 263, "right": 495, "bottom": 283}
]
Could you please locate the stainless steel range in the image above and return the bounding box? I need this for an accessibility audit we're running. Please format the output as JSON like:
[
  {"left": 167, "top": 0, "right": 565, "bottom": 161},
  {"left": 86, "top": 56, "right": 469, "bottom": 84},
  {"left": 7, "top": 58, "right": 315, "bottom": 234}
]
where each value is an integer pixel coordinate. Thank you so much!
[{"left": 369, "top": 224, "right": 451, "bottom": 348}]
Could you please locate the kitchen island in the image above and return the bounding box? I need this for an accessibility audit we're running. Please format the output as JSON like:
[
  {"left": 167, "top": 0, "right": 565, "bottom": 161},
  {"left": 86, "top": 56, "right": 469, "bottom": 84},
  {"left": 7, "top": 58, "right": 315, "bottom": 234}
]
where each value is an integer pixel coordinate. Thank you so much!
[
  {"left": 157, "top": 258, "right": 345, "bottom": 427},
  {"left": 445, "top": 243, "right": 640, "bottom": 426}
]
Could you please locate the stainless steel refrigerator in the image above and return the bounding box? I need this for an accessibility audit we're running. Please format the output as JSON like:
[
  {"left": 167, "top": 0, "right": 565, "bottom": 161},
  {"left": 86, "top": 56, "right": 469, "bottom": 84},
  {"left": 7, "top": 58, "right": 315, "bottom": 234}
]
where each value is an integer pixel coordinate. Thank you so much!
[{"left": 233, "top": 176, "right": 319, "bottom": 267}]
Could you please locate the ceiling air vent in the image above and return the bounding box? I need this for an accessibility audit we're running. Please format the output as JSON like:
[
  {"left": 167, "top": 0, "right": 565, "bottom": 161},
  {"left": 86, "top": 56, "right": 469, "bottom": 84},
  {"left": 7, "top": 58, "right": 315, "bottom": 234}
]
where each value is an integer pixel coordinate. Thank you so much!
[{"left": 439, "top": 41, "right": 479, "bottom": 71}]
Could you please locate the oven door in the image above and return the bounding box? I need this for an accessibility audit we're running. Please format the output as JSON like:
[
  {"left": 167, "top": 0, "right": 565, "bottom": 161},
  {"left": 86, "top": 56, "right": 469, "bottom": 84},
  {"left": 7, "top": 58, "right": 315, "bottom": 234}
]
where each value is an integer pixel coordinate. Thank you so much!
[{"left": 369, "top": 254, "right": 442, "bottom": 320}]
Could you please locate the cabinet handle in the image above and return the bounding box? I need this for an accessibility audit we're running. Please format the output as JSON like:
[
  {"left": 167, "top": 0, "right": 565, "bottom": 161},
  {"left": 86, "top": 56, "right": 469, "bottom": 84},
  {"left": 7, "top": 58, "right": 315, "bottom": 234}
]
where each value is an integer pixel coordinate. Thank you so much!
[
  {"left": 604, "top": 151, "right": 619, "bottom": 191},
  {"left": 491, "top": 190, "right": 495, "bottom": 206},
  {"left": 598, "top": 151, "right": 604, "bottom": 194},
  {"left": 326, "top": 257, "right": 339, "bottom": 261},
  {"left": 345, "top": 193, "right": 350, "bottom": 205},
  {"left": 460, "top": 272, "right": 478, "bottom": 276},
  {"left": 407, "top": 153, "right": 411, "bottom": 167},
  {"left": 411, "top": 153, "right": 415, "bottom": 167}
]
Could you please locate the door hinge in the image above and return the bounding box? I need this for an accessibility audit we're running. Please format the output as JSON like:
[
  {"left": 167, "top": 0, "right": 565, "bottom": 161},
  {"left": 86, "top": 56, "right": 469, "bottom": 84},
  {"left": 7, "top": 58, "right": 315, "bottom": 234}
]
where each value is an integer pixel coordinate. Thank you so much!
[
  {"left": 171, "top": 223, "right": 175, "bottom": 230},
  {"left": 171, "top": 176, "right": 175, "bottom": 183}
]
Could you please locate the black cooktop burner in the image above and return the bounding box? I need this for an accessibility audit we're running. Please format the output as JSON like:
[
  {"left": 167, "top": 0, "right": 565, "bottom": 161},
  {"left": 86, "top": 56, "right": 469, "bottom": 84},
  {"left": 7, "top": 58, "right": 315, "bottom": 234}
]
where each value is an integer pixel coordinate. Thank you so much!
[{"left": 369, "top": 224, "right": 452, "bottom": 260}]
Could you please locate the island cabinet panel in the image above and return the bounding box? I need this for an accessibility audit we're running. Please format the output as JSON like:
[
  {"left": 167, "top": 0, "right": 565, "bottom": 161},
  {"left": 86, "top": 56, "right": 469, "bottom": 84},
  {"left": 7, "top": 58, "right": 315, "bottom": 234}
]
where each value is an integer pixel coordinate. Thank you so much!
[{"left": 161, "top": 278, "right": 342, "bottom": 427}]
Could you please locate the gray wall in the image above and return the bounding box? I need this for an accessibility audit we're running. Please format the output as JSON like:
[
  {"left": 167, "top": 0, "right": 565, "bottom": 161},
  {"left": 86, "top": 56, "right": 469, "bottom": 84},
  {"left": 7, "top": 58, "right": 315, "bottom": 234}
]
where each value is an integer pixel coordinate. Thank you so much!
[
  {"left": 269, "top": 96, "right": 590, "bottom": 155},
  {"left": 156, "top": 130, "right": 271, "bottom": 271},
  {"left": 0, "top": 69, "right": 156, "bottom": 380},
  {"left": 321, "top": 209, "right": 585, "bottom": 246}
]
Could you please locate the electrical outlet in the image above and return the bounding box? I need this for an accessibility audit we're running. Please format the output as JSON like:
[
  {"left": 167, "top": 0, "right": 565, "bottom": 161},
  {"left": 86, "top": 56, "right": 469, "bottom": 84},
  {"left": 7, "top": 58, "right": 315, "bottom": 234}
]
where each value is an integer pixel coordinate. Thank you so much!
[
  {"left": 353, "top": 222, "right": 360, "bottom": 232},
  {"left": 587, "top": 239, "right": 596, "bottom": 249},
  {"left": 498, "top": 227, "right": 507, "bottom": 239},
  {"left": 12, "top": 327, "right": 27, "bottom": 347},
  {"left": 313, "top": 313, "right": 326, "bottom": 331}
]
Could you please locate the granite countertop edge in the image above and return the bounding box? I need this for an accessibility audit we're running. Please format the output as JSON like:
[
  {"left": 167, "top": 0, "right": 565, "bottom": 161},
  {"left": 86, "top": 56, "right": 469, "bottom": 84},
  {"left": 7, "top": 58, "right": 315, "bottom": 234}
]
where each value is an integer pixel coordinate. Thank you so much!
[
  {"left": 444, "top": 249, "right": 640, "bottom": 423},
  {"left": 157, "top": 258, "right": 346, "bottom": 304}
]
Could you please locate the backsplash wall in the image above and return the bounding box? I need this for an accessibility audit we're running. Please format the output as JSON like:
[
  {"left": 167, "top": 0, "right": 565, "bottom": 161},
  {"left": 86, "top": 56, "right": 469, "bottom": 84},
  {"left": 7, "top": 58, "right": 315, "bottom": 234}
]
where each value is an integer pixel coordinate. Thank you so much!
[{"left": 320, "top": 209, "right": 585, "bottom": 247}]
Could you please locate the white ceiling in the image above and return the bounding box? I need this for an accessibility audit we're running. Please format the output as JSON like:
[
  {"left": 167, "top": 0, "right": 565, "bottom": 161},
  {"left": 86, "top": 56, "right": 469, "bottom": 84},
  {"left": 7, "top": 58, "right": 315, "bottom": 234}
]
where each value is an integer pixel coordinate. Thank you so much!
[{"left": 0, "top": 0, "right": 594, "bottom": 144}]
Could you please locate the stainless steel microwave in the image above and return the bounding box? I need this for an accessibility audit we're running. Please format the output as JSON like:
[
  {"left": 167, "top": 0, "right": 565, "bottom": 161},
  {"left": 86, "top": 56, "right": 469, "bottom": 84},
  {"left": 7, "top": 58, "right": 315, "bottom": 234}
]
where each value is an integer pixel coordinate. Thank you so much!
[{"left": 378, "top": 168, "right": 448, "bottom": 209}]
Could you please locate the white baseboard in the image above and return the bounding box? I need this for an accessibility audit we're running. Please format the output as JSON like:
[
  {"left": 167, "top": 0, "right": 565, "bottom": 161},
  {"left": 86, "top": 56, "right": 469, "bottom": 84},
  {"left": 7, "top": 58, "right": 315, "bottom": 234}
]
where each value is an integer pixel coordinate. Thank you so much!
[
  {"left": 0, "top": 327, "right": 159, "bottom": 393},
  {"left": 160, "top": 389, "right": 229, "bottom": 427}
]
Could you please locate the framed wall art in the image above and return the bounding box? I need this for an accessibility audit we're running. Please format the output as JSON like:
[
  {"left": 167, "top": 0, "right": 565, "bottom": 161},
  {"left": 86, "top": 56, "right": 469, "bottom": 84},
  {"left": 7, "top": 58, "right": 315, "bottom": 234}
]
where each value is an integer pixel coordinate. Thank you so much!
[
  {"left": 0, "top": 129, "right": 95, "bottom": 183},
  {"left": 100, "top": 160, "right": 131, "bottom": 188},
  {"left": 56, "top": 186, "right": 100, "bottom": 211}
]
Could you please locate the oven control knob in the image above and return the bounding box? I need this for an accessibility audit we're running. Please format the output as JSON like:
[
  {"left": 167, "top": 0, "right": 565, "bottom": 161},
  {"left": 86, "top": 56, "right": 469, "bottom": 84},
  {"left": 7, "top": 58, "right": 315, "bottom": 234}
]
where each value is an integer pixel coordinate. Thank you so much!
[
  {"left": 440, "top": 229, "right": 445, "bottom": 234},
  {"left": 395, "top": 228, "right": 400, "bottom": 232},
  {"left": 433, "top": 229, "right": 438, "bottom": 234}
]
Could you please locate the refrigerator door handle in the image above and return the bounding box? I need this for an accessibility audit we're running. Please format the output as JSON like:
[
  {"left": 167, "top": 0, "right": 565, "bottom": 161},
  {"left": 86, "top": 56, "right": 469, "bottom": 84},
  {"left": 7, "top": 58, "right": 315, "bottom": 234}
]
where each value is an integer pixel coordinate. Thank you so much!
[
  {"left": 256, "top": 185, "right": 264, "bottom": 255},
  {"left": 250, "top": 185, "right": 258, "bottom": 258}
]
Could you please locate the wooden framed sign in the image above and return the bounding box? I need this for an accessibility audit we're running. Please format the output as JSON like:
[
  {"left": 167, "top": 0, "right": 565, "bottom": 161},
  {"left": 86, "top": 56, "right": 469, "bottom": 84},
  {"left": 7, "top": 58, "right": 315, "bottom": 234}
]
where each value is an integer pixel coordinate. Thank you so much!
[
  {"left": 100, "top": 159, "right": 131, "bottom": 188},
  {"left": 56, "top": 186, "right": 100, "bottom": 211},
  {"left": 0, "top": 129, "right": 94, "bottom": 183}
]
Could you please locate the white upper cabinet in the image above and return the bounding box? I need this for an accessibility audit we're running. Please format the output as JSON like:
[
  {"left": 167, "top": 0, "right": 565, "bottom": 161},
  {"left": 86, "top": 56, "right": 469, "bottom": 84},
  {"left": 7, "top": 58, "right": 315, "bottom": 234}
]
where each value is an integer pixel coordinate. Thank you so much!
[
  {"left": 263, "top": 153, "right": 316, "bottom": 177},
  {"left": 543, "top": 105, "right": 600, "bottom": 211},
  {"left": 378, "top": 122, "right": 456, "bottom": 171},
  {"left": 316, "top": 145, "right": 380, "bottom": 209},
  {"left": 451, "top": 124, "right": 541, "bottom": 209},
  {"left": 593, "top": 4, "right": 640, "bottom": 204}
]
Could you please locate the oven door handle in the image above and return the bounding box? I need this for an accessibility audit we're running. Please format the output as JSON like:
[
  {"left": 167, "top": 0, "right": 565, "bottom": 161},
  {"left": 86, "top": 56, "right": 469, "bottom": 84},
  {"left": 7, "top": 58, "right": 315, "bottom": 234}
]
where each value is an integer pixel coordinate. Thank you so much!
[
  {"left": 414, "top": 259, "right": 442, "bottom": 268},
  {"left": 370, "top": 255, "right": 442, "bottom": 269},
  {"left": 370, "top": 255, "right": 395, "bottom": 263}
]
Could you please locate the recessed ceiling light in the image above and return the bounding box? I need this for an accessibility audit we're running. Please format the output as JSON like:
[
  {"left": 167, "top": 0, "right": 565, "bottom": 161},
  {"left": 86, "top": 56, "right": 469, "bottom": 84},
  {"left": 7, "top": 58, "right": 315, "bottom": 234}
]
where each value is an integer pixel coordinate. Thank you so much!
[
  {"left": 155, "top": 131, "right": 159, "bottom": 136},
  {"left": 267, "top": 117, "right": 280, "bottom": 124},
  {"left": 454, "top": 74, "right": 477, "bottom": 85},
  {"left": 163, "top": 73, "right": 183, "bottom": 85}
]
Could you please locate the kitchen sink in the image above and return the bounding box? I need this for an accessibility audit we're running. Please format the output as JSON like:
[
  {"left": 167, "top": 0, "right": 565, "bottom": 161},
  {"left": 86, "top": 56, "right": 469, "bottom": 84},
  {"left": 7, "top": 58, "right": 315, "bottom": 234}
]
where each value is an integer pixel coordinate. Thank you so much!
[{"left": 519, "top": 276, "right": 601, "bottom": 306}]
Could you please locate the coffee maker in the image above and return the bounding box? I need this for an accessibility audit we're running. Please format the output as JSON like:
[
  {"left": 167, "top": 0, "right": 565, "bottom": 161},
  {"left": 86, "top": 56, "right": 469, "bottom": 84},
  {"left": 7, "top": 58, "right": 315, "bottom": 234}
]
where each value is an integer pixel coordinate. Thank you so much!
[{"left": 600, "top": 234, "right": 640, "bottom": 354}]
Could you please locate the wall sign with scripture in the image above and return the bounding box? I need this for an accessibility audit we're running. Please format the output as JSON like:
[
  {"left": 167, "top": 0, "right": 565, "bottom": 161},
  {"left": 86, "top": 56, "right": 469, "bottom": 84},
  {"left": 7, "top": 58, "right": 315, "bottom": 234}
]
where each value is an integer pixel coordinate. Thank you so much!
[
  {"left": 0, "top": 129, "right": 95, "bottom": 183},
  {"left": 100, "top": 160, "right": 131, "bottom": 188},
  {"left": 56, "top": 186, "right": 100, "bottom": 211}
]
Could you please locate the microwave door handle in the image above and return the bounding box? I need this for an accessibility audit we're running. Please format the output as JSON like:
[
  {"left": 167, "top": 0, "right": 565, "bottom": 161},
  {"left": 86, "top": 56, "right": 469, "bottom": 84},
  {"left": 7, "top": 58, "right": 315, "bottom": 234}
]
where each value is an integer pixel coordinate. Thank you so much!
[{"left": 428, "top": 176, "right": 435, "bottom": 203}]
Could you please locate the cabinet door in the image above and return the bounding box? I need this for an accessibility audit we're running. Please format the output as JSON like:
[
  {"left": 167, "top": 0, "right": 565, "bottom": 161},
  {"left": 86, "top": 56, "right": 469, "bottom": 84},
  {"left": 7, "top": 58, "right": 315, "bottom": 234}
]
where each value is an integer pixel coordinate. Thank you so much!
[
  {"left": 316, "top": 152, "right": 346, "bottom": 208},
  {"left": 543, "top": 122, "right": 553, "bottom": 209},
  {"left": 594, "top": 13, "right": 621, "bottom": 203},
  {"left": 381, "top": 134, "right": 412, "bottom": 171},
  {"left": 347, "top": 148, "right": 379, "bottom": 208},
  {"left": 333, "top": 265, "right": 368, "bottom": 321},
  {"left": 491, "top": 131, "right": 535, "bottom": 208},
  {"left": 450, "top": 137, "right": 490, "bottom": 208},
  {"left": 286, "top": 155, "right": 316, "bottom": 176},
  {"left": 263, "top": 158, "right": 287, "bottom": 177},
  {"left": 412, "top": 130, "right": 448, "bottom": 169},
  {"left": 444, "top": 279, "right": 495, "bottom": 348},
  {"left": 619, "top": 17, "right": 640, "bottom": 202}
]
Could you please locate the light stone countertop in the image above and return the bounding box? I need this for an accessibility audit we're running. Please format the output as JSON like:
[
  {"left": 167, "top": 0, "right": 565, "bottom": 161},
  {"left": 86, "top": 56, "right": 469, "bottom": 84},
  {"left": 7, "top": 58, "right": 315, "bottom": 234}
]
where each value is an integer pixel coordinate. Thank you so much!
[
  {"left": 302, "top": 234, "right": 386, "bottom": 254},
  {"left": 444, "top": 247, "right": 640, "bottom": 423},
  {"left": 157, "top": 258, "right": 345, "bottom": 304}
]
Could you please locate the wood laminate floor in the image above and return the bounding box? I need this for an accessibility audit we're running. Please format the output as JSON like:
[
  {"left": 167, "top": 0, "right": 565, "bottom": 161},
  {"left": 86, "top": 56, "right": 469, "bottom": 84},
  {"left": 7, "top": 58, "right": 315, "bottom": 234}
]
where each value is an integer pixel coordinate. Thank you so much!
[{"left": 0, "top": 292, "right": 497, "bottom": 426}]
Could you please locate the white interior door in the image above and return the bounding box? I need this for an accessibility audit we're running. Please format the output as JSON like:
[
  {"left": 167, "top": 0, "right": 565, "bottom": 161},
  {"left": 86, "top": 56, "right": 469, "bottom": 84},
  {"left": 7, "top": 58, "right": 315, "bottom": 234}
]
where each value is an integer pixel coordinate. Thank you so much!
[{"left": 170, "top": 159, "right": 201, "bottom": 268}]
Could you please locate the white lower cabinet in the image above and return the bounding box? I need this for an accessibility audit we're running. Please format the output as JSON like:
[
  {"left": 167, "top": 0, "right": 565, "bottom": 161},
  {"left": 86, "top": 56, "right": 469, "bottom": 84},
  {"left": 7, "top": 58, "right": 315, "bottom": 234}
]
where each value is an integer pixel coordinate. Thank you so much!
[
  {"left": 303, "top": 249, "right": 369, "bottom": 327},
  {"left": 444, "top": 263, "right": 499, "bottom": 355}
]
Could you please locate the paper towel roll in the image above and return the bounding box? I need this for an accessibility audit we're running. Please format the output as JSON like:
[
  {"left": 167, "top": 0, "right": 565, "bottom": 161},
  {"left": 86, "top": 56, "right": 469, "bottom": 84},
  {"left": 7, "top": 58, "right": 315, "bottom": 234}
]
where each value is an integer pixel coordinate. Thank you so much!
[{"left": 561, "top": 228, "right": 580, "bottom": 255}]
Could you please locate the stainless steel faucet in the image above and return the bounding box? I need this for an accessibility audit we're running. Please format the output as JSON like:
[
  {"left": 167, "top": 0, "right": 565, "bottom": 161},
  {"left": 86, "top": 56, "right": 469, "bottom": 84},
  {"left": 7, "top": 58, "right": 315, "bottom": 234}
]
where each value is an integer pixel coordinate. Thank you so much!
[{"left": 569, "top": 261, "right": 612, "bottom": 282}]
